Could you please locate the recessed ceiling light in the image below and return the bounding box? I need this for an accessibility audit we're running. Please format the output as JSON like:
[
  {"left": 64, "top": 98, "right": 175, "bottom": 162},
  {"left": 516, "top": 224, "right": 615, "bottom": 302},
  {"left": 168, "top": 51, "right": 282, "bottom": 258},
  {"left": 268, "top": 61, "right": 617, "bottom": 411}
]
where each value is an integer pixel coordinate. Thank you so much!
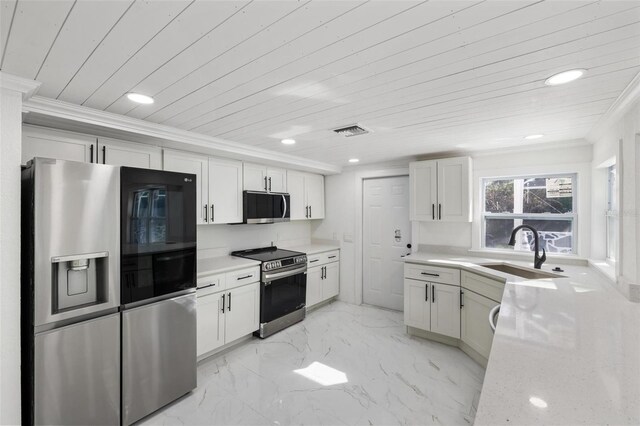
[
  {"left": 126, "top": 92, "right": 154, "bottom": 104},
  {"left": 348, "top": 158, "right": 359, "bottom": 163},
  {"left": 524, "top": 134, "right": 544, "bottom": 140},
  {"left": 544, "top": 69, "right": 586, "bottom": 86},
  {"left": 281, "top": 139, "right": 296, "bottom": 145}
]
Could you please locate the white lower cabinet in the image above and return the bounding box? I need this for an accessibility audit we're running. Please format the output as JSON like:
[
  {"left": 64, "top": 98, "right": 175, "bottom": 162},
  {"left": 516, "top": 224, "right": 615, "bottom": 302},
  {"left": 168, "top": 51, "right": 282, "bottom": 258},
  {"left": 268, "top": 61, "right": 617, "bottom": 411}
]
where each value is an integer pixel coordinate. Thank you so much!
[
  {"left": 224, "top": 283, "right": 260, "bottom": 343},
  {"left": 403, "top": 278, "right": 461, "bottom": 339},
  {"left": 404, "top": 278, "right": 430, "bottom": 330},
  {"left": 197, "top": 282, "right": 259, "bottom": 357},
  {"left": 306, "top": 254, "right": 340, "bottom": 309},
  {"left": 461, "top": 289, "right": 497, "bottom": 359},
  {"left": 404, "top": 263, "right": 506, "bottom": 364},
  {"left": 430, "top": 283, "right": 461, "bottom": 338},
  {"left": 306, "top": 266, "right": 323, "bottom": 308}
]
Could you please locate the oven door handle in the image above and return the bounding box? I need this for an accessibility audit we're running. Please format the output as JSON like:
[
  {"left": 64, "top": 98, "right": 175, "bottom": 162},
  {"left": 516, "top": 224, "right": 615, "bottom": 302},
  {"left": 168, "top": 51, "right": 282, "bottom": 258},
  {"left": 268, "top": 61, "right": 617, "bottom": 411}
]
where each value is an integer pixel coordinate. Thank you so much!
[{"left": 263, "top": 265, "right": 307, "bottom": 282}]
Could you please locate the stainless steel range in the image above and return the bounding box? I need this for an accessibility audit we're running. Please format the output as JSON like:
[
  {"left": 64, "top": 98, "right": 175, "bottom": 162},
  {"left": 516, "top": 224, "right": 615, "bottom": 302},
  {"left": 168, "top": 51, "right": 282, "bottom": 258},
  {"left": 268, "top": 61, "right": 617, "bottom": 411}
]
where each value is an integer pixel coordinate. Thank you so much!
[{"left": 231, "top": 247, "right": 307, "bottom": 338}]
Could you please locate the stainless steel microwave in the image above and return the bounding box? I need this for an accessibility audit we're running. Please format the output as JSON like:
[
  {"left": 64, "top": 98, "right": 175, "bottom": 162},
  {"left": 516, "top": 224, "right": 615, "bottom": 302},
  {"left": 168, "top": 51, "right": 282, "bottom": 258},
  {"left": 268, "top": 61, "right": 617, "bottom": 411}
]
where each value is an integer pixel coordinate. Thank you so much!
[{"left": 243, "top": 191, "right": 290, "bottom": 224}]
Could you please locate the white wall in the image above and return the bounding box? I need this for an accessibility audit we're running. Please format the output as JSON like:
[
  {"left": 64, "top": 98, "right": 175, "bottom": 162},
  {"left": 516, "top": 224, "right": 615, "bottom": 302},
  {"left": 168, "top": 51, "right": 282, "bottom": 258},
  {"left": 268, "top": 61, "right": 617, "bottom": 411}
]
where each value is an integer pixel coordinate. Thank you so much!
[
  {"left": 591, "top": 98, "right": 640, "bottom": 301},
  {"left": 197, "top": 221, "right": 312, "bottom": 259},
  {"left": 0, "top": 75, "right": 39, "bottom": 425}
]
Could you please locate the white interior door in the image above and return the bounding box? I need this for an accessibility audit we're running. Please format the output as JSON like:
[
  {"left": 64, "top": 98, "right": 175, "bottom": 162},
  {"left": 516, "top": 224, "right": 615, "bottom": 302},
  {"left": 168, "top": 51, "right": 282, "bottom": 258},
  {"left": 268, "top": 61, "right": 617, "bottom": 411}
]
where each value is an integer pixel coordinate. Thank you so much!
[{"left": 363, "top": 176, "right": 411, "bottom": 311}]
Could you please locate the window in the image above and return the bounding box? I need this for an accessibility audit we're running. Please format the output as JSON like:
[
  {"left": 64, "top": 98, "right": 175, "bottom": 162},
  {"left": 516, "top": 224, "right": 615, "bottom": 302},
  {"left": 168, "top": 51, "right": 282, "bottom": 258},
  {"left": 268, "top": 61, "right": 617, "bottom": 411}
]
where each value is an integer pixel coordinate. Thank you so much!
[
  {"left": 482, "top": 174, "right": 577, "bottom": 254},
  {"left": 606, "top": 165, "right": 618, "bottom": 262}
]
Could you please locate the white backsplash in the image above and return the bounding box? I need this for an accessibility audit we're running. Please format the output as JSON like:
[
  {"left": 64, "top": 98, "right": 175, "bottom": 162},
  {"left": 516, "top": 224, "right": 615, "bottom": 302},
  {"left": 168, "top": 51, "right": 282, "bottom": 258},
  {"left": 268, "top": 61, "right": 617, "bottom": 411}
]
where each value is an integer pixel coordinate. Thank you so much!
[{"left": 197, "top": 221, "right": 312, "bottom": 259}]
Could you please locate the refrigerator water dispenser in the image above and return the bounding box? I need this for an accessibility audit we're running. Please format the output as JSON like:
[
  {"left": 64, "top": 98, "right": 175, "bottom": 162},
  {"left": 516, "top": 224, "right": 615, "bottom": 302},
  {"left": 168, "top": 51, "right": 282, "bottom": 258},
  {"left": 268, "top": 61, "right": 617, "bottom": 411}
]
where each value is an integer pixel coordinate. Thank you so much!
[{"left": 52, "top": 252, "right": 109, "bottom": 312}]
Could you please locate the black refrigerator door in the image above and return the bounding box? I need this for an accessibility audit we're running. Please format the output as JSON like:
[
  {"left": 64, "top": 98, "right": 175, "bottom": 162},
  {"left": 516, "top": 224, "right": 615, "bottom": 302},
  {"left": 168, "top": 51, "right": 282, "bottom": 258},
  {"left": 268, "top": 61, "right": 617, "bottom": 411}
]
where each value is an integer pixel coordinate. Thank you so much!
[{"left": 121, "top": 167, "right": 197, "bottom": 304}]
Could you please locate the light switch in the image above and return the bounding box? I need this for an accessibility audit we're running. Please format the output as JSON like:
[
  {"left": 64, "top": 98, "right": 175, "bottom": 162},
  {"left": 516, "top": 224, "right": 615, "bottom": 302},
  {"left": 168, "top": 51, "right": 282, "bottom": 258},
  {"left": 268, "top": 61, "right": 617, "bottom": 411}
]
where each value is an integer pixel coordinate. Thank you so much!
[{"left": 343, "top": 233, "right": 354, "bottom": 242}]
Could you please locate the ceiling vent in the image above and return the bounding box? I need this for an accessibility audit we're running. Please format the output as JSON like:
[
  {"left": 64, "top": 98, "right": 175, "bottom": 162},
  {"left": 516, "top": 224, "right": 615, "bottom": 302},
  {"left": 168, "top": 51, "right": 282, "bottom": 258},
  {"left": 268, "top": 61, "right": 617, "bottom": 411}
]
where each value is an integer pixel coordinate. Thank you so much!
[{"left": 332, "top": 124, "right": 370, "bottom": 137}]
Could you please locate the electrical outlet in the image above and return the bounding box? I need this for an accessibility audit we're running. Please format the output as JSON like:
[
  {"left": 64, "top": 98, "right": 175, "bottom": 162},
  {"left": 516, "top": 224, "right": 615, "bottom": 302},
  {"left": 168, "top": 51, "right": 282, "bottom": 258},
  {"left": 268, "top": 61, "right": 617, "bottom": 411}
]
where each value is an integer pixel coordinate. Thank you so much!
[
  {"left": 343, "top": 233, "right": 354, "bottom": 242},
  {"left": 332, "top": 232, "right": 337, "bottom": 241}
]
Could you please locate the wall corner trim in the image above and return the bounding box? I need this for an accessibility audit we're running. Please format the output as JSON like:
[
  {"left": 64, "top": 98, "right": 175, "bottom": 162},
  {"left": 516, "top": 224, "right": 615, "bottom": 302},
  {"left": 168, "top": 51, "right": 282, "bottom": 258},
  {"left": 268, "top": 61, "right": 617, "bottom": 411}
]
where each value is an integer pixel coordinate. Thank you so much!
[
  {"left": 587, "top": 71, "right": 640, "bottom": 143},
  {"left": 0, "top": 72, "right": 41, "bottom": 100}
]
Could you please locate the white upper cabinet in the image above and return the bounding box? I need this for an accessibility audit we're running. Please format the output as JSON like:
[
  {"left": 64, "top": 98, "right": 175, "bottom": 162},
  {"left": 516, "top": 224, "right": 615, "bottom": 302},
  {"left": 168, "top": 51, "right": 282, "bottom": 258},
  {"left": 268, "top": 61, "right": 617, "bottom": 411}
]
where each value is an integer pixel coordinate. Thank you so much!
[
  {"left": 22, "top": 125, "right": 162, "bottom": 170},
  {"left": 22, "top": 125, "right": 96, "bottom": 165},
  {"left": 410, "top": 156, "right": 471, "bottom": 222},
  {"left": 409, "top": 160, "right": 438, "bottom": 221},
  {"left": 97, "top": 137, "right": 162, "bottom": 169},
  {"left": 243, "top": 163, "right": 287, "bottom": 193},
  {"left": 209, "top": 157, "right": 243, "bottom": 224},
  {"left": 287, "top": 171, "right": 306, "bottom": 220},
  {"left": 305, "top": 173, "right": 325, "bottom": 219},
  {"left": 163, "top": 150, "right": 209, "bottom": 225},
  {"left": 163, "top": 151, "right": 242, "bottom": 225},
  {"left": 243, "top": 163, "right": 268, "bottom": 192},
  {"left": 287, "top": 171, "right": 325, "bottom": 220},
  {"left": 267, "top": 167, "right": 287, "bottom": 193}
]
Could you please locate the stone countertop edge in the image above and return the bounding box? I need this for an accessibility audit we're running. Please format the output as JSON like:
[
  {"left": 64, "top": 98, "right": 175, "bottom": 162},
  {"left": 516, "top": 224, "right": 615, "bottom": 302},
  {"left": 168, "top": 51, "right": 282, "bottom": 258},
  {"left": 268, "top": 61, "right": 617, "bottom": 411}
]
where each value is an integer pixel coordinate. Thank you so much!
[{"left": 197, "top": 256, "right": 261, "bottom": 277}]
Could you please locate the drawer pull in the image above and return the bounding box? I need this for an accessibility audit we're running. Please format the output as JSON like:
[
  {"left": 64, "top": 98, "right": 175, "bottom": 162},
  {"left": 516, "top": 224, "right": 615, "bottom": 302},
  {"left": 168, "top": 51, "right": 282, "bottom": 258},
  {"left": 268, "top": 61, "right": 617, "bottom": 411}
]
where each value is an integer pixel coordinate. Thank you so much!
[
  {"left": 328, "top": 255, "right": 337, "bottom": 259},
  {"left": 310, "top": 259, "right": 319, "bottom": 263},
  {"left": 421, "top": 272, "right": 440, "bottom": 277},
  {"left": 237, "top": 274, "right": 253, "bottom": 280}
]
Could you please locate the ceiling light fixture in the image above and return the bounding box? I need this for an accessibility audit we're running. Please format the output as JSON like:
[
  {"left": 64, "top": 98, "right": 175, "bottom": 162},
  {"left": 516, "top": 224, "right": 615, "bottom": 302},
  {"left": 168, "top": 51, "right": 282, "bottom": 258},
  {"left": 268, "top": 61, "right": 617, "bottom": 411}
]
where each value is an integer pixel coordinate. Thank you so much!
[
  {"left": 281, "top": 139, "right": 296, "bottom": 145},
  {"left": 524, "top": 134, "right": 544, "bottom": 140},
  {"left": 348, "top": 158, "right": 359, "bottom": 163},
  {"left": 544, "top": 69, "right": 586, "bottom": 86},
  {"left": 126, "top": 92, "right": 154, "bottom": 104}
]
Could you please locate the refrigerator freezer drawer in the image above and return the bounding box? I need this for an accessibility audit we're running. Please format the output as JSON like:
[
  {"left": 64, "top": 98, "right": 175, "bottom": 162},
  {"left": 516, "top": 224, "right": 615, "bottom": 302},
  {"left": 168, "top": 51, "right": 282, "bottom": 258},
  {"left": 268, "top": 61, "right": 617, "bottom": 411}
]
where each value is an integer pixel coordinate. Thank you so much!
[
  {"left": 34, "top": 313, "right": 120, "bottom": 426},
  {"left": 122, "top": 293, "right": 197, "bottom": 425}
]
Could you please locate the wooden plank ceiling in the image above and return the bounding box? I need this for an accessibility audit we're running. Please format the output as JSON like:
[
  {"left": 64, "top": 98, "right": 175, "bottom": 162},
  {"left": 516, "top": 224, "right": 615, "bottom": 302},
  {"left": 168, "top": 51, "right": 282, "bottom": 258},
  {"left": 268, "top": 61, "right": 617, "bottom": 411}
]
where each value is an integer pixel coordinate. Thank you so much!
[{"left": 2, "top": 0, "right": 639, "bottom": 166}]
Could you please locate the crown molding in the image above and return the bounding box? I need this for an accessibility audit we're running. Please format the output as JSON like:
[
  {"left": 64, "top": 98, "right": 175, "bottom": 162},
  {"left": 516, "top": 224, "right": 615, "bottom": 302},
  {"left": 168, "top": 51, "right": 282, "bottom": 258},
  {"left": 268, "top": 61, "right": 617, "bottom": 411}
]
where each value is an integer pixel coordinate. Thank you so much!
[
  {"left": 0, "top": 72, "right": 41, "bottom": 100},
  {"left": 587, "top": 70, "right": 640, "bottom": 143},
  {"left": 22, "top": 96, "right": 341, "bottom": 175}
]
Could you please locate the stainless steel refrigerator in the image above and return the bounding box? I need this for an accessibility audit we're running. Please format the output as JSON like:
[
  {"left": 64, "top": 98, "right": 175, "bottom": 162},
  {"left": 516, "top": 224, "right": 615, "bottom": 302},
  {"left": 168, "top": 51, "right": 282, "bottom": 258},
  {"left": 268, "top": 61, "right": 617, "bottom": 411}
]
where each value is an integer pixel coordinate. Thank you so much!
[
  {"left": 21, "top": 158, "right": 121, "bottom": 425},
  {"left": 22, "top": 159, "right": 198, "bottom": 425}
]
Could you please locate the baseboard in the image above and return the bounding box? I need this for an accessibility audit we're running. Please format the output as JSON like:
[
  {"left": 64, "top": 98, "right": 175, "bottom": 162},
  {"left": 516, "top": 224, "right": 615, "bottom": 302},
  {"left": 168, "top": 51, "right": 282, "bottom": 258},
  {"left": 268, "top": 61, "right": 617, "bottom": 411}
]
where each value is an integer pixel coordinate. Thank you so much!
[
  {"left": 406, "top": 326, "right": 459, "bottom": 347},
  {"left": 406, "top": 326, "right": 489, "bottom": 368},
  {"left": 197, "top": 334, "right": 254, "bottom": 363},
  {"left": 306, "top": 297, "right": 337, "bottom": 313},
  {"left": 459, "top": 340, "right": 488, "bottom": 368}
]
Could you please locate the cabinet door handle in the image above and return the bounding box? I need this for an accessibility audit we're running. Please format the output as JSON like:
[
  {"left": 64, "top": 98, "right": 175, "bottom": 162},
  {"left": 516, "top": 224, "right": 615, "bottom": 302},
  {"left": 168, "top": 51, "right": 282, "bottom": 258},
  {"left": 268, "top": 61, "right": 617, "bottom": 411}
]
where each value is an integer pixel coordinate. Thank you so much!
[
  {"left": 432, "top": 284, "right": 435, "bottom": 303},
  {"left": 309, "top": 205, "right": 312, "bottom": 218},
  {"left": 460, "top": 290, "right": 464, "bottom": 308},
  {"left": 306, "top": 206, "right": 309, "bottom": 218},
  {"left": 268, "top": 177, "right": 272, "bottom": 192},
  {"left": 102, "top": 146, "right": 106, "bottom": 164},
  {"left": 425, "top": 284, "right": 428, "bottom": 302},
  {"left": 432, "top": 204, "right": 435, "bottom": 220},
  {"left": 323, "top": 266, "right": 327, "bottom": 279},
  {"left": 228, "top": 292, "right": 232, "bottom": 311},
  {"left": 264, "top": 176, "right": 268, "bottom": 191},
  {"left": 438, "top": 203, "right": 442, "bottom": 220},
  {"left": 204, "top": 204, "right": 208, "bottom": 222},
  {"left": 221, "top": 293, "right": 225, "bottom": 313},
  {"left": 90, "top": 144, "right": 94, "bottom": 163},
  {"left": 211, "top": 205, "right": 214, "bottom": 223},
  {"left": 421, "top": 272, "right": 439, "bottom": 277}
]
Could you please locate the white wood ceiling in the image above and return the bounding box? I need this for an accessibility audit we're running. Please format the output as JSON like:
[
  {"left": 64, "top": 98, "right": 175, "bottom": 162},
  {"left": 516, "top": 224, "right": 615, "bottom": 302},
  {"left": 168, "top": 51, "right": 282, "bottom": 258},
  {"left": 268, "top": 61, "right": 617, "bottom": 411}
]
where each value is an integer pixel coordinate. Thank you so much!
[{"left": 2, "top": 0, "right": 639, "bottom": 166}]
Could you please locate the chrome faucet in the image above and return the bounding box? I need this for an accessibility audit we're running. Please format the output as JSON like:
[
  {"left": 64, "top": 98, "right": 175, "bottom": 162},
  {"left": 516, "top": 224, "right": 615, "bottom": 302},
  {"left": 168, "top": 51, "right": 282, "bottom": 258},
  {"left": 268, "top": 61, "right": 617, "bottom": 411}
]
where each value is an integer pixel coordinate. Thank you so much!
[{"left": 508, "top": 225, "right": 546, "bottom": 269}]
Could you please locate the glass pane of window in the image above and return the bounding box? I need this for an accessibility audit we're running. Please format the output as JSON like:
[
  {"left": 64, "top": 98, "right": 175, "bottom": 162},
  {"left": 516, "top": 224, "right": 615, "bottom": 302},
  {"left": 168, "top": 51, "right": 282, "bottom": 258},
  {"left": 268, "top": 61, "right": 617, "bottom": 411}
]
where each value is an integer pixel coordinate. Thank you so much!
[
  {"left": 485, "top": 218, "right": 573, "bottom": 253},
  {"left": 484, "top": 179, "right": 514, "bottom": 213},
  {"left": 522, "top": 177, "right": 573, "bottom": 214}
]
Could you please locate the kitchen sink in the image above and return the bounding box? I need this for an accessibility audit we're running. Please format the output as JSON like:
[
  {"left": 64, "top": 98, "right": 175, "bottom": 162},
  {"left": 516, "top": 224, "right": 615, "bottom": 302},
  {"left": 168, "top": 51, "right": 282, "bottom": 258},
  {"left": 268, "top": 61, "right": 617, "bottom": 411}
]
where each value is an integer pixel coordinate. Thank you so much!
[{"left": 479, "top": 263, "right": 565, "bottom": 279}]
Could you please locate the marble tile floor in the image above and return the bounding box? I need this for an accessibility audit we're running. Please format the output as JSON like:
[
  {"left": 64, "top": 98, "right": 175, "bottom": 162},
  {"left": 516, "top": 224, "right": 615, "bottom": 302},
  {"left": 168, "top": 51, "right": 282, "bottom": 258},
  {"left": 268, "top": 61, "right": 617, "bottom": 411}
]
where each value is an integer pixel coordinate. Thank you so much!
[{"left": 139, "top": 301, "right": 485, "bottom": 426}]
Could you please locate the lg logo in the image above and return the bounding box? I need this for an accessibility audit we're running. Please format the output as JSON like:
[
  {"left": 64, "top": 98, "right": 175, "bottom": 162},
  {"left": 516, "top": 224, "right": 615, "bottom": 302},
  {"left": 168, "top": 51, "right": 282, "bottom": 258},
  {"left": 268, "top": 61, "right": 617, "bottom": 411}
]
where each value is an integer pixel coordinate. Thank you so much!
[{"left": 184, "top": 178, "right": 193, "bottom": 182}]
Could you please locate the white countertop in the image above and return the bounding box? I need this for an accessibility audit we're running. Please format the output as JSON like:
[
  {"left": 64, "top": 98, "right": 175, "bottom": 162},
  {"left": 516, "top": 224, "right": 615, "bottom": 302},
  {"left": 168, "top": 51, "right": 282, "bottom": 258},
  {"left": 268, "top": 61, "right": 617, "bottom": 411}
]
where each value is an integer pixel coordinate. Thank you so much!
[
  {"left": 285, "top": 243, "right": 340, "bottom": 256},
  {"left": 197, "top": 255, "right": 260, "bottom": 277},
  {"left": 405, "top": 252, "right": 640, "bottom": 425}
]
